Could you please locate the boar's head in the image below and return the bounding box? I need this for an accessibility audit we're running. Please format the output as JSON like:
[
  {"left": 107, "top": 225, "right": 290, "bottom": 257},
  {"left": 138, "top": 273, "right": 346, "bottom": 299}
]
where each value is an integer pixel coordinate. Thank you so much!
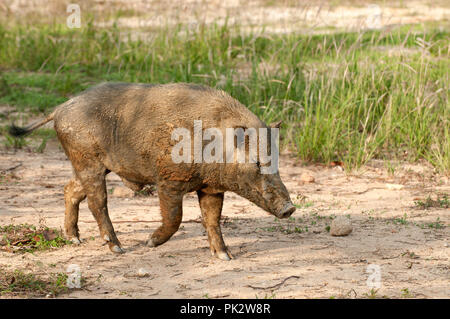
[{"left": 219, "top": 121, "right": 296, "bottom": 219}]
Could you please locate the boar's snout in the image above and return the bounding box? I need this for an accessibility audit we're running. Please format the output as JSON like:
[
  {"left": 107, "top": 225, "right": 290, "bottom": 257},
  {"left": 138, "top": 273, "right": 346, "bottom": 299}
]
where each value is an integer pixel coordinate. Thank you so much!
[
  {"left": 224, "top": 164, "right": 296, "bottom": 220},
  {"left": 276, "top": 202, "right": 296, "bottom": 219}
]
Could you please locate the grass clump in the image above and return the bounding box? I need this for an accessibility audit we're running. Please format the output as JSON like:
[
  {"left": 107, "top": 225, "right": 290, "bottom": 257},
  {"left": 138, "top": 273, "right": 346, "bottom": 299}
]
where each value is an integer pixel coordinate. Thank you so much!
[
  {"left": 0, "top": 224, "right": 71, "bottom": 253},
  {"left": 0, "top": 268, "right": 69, "bottom": 297},
  {"left": 423, "top": 218, "right": 446, "bottom": 229},
  {"left": 414, "top": 194, "right": 449, "bottom": 210}
]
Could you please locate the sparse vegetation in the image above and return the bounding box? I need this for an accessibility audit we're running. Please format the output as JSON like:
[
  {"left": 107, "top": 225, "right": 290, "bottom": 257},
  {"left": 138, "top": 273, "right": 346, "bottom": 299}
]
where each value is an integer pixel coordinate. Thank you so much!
[
  {"left": 294, "top": 201, "right": 314, "bottom": 209},
  {"left": 262, "top": 224, "right": 309, "bottom": 234},
  {"left": 423, "top": 217, "right": 446, "bottom": 229},
  {"left": 401, "top": 288, "right": 414, "bottom": 298},
  {"left": 256, "top": 292, "right": 277, "bottom": 299},
  {"left": 134, "top": 185, "right": 157, "bottom": 197},
  {"left": 392, "top": 213, "right": 409, "bottom": 225},
  {"left": 362, "top": 288, "right": 389, "bottom": 299},
  {"left": 0, "top": 268, "right": 70, "bottom": 297},
  {"left": 263, "top": 209, "right": 340, "bottom": 234},
  {"left": 0, "top": 224, "right": 71, "bottom": 253},
  {"left": 2, "top": 132, "right": 28, "bottom": 149},
  {"left": 414, "top": 194, "right": 449, "bottom": 210}
]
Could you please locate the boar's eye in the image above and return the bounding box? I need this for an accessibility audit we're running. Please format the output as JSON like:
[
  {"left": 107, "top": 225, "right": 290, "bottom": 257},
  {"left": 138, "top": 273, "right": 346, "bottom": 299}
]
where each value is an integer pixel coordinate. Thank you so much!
[{"left": 256, "top": 161, "right": 261, "bottom": 168}]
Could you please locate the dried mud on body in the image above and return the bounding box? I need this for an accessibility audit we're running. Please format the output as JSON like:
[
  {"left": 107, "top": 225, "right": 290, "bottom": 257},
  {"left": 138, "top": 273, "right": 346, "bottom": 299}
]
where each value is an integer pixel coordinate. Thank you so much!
[{"left": 0, "top": 144, "right": 448, "bottom": 299}]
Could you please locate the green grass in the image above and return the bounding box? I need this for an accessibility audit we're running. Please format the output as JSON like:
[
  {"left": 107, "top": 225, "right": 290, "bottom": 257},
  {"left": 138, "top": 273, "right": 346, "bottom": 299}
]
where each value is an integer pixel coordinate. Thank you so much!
[
  {"left": 414, "top": 194, "right": 449, "bottom": 209},
  {"left": 0, "top": 269, "right": 70, "bottom": 297},
  {"left": 392, "top": 213, "right": 409, "bottom": 225},
  {"left": 2, "top": 132, "right": 28, "bottom": 149},
  {"left": 294, "top": 201, "right": 315, "bottom": 209},
  {"left": 0, "top": 20, "right": 448, "bottom": 172},
  {"left": 424, "top": 217, "right": 446, "bottom": 229},
  {"left": 0, "top": 72, "right": 85, "bottom": 113},
  {"left": 264, "top": 214, "right": 324, "bottom": 234},
  {"left": 0, "top": 223, "right": 71, "bottom": 253},
  {"left": 400, "top": 288, "right": 414, "bottom": 298}
]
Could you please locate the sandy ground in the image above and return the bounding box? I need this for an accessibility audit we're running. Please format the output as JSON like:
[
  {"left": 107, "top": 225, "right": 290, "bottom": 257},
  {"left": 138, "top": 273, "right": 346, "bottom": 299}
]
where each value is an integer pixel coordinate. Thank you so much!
[{"left": 0, "top": 139, "right": 448, "bottom": 299}]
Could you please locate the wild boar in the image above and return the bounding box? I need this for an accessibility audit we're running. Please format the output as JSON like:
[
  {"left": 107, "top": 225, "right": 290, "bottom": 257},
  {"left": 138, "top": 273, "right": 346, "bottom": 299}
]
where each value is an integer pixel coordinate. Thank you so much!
[{"left": 9, "top": 82, "right": 296, "bottom": 260}]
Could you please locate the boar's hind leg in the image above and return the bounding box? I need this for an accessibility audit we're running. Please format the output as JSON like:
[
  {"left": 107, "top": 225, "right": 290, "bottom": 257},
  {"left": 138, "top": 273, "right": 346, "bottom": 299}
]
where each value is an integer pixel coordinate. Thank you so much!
[
  {"left": 146, "top": 186, "right": 183, "bottom": 247},
  {"left": 197, "top": 191, "right": 232, "bottom": 261},
  {"left": 75, "top": 165, "right": 123, "bottom": 254},
  {"left": 64, "top": 177, "right": 86, "bottom": 244}
]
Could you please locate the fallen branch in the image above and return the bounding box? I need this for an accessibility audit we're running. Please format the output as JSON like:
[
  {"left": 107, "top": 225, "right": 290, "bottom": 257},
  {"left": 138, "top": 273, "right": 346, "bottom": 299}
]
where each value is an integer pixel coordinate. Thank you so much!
[
  {"left": 80, "top": 220, "right": 160, "bottom": 223},
  {"left": 79, "top": 218, "right": 203, "bottom": 224},
  {"left": 246, "top": 275, "right": 300, "bottom": 291},
  {"left": 0, "top": 163, "right": 22, "bottom": 173}
]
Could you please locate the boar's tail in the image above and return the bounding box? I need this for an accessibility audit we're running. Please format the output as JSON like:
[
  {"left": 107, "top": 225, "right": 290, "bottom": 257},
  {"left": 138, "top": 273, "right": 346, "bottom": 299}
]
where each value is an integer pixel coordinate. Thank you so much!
[{"left": 8, "top": 111, "right": 56, "bottom": 137}]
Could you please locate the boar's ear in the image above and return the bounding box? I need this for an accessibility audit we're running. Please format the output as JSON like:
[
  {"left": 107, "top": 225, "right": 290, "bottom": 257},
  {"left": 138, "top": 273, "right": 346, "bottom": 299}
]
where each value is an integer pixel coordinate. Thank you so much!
[{"left": 270, "top": 121, "right": 282, "bottom": 129}]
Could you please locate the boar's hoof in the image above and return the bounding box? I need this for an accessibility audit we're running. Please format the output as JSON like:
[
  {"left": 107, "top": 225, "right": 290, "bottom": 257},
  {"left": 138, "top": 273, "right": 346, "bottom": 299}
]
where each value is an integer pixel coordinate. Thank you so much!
[
  {"left": 145, "top": 238, "right": 156, "bottom": 248},
  {"left": 103, "top": 235, "right": 124, "bottom": 253},
  {"left": 110, "top": 245, "right": 124, "bottom": 254},
  {"left": 211, "top": 249, "right": 233, "bottom": 261},
  {"left": 216, "top": 251, "right": 232, "bottom": 261},
  {"left": 69, "top": 237, "right": 82, "bottom": 245}
]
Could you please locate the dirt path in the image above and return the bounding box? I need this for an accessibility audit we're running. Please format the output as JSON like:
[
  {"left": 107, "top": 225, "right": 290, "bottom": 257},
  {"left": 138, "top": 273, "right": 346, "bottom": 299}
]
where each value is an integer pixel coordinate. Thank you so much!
[{"left": 0, "top": 141, "right": 448, "bottom": 299}]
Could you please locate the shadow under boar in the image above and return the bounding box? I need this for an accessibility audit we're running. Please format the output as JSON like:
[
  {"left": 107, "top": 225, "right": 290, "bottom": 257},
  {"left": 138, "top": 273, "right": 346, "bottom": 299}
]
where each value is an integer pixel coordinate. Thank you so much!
[{"left": 9, "top": 82, "right": 296, "bottom": 260}]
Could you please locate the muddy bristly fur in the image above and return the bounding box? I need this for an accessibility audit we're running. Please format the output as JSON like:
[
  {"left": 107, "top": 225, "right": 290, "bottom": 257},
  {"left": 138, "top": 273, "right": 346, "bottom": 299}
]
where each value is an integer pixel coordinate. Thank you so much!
[{"left": 9, "top": 82, "right": 295, "bottom": 260}]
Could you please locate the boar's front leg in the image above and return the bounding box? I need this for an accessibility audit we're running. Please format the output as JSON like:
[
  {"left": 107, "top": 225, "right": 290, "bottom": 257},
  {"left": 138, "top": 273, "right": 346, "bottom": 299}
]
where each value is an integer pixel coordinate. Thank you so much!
[
  {"left": 146, "top": 185, "right": 183, "bottom": 247},
  {"left": 197, "top": 190, "right": 232, "bottom": 261}
]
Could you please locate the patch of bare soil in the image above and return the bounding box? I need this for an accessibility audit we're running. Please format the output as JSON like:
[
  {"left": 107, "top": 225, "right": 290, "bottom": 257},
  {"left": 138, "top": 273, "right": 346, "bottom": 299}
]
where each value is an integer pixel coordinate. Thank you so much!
[{"left": 0, "top": 142, "right": 448, "bottom": 299}]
